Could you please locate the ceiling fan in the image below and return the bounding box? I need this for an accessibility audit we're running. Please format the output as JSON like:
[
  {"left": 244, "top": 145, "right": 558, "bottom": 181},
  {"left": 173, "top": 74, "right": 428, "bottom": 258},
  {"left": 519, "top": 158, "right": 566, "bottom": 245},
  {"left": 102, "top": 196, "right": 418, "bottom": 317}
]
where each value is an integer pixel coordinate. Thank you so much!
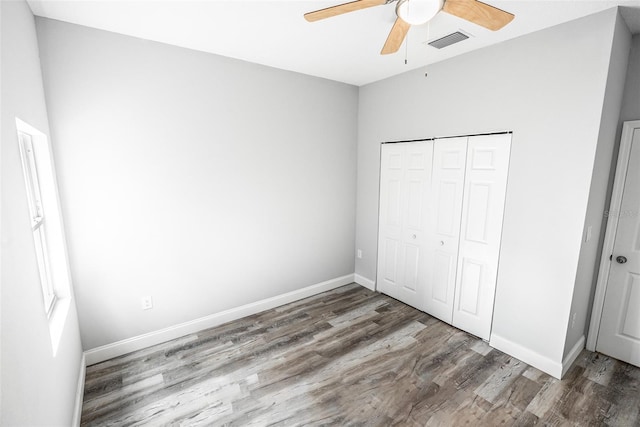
[{"left": 304, "top": 0, "right": 514, "bottom": 55}]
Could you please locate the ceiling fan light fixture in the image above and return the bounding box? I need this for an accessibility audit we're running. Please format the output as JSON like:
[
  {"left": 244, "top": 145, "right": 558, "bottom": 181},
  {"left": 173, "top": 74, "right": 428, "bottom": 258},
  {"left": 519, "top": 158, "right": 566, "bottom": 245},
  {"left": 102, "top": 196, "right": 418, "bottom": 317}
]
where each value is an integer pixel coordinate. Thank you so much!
[{"left": 396, "top": 0, "right": 444, "bottom": 26}]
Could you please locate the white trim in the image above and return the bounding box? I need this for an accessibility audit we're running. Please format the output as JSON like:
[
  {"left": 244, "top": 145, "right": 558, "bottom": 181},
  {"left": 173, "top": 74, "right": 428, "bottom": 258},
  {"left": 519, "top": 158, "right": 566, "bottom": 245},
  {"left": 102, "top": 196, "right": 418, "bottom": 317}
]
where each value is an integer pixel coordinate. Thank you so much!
[
  {"left": 354, "top": 274, "right": 375, "bottom": 291},
  {"left": 489, "top": 333, "right": 563, "bottom": 379},
  {"left": 84, "top": 274, "right": 355, "bottom": 365},
  {"left": 72, "top": 353, "right": 86, "bottom": 426},
  {"left": 587, "top": 120, "right": 640, "bottom": 351},
  {"left": 562, "top": 335, "right": 585, "bottom": 377}
]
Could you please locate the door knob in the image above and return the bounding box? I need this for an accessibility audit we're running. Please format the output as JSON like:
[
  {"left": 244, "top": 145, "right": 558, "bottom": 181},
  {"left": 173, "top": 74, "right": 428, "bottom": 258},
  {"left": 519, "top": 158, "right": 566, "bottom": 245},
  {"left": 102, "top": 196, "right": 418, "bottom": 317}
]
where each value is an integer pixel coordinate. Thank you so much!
[
  {"left": 412, "top": 234, "right": 417, "bottom": 239},
  {"left": 616, "top": 255, "right": 627, "bottom": 264}
]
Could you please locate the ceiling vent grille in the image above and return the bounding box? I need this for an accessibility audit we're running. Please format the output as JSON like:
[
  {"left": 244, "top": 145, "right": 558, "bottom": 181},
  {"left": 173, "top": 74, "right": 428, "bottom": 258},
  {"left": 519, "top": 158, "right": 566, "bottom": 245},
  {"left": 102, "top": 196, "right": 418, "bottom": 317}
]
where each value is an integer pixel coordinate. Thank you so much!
[{"left": 428, "top": 31, "right": 470, "bottom": 49}]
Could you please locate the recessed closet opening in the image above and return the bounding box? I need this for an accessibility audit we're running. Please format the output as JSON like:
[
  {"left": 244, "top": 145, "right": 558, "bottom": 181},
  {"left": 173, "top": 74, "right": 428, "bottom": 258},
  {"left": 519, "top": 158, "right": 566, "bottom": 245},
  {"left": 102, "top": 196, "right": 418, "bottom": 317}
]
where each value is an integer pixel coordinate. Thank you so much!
[{"left": 376, "top": 132, "right": 512, "bottom": 341}]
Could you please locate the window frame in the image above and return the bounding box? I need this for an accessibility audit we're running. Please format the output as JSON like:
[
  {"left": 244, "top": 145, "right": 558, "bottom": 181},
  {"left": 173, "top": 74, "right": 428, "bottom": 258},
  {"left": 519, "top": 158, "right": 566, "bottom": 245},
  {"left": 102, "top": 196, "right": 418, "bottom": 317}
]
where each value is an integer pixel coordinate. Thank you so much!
[{"left": 17, "top": 131, "right": 57, "bottom": 316}]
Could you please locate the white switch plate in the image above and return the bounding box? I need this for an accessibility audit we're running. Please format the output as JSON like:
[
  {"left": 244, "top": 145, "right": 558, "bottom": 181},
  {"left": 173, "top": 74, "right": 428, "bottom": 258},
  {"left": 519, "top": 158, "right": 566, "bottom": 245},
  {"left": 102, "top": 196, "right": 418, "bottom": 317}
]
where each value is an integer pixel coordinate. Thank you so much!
[
  {"left": 141, "top": 296, "right": 153, "bottom": 310},
  {"left": 357, "top": 249, "right": 363, "bottom": 259},
  {"left": 586, "top": 226, "right": 593, "bottom": 242}
]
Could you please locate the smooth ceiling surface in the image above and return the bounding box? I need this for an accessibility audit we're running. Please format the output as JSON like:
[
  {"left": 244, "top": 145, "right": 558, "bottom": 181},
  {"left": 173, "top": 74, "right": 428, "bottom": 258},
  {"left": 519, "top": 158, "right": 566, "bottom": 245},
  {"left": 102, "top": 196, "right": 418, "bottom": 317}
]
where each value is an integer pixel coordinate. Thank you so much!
[{"left": 27, "top": 1, "right": 640, "bottom": 86}]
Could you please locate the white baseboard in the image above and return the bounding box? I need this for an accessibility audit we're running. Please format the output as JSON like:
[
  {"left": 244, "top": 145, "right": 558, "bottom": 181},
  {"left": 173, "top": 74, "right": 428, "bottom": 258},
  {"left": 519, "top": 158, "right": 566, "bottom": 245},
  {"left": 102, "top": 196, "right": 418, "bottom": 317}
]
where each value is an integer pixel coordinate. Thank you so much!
[
  {"left": 84, "top": 274, "right": 355, "bottom": 366},
  {"left": 354, "top": 274, "right": 375, "bottom": 291},
  {"left": 489, "top": 333, "right": 563, "bottom": 379},
  {"left": 562, "top": 335, "right": 585, "bottom": 377},
  {"left": 72, "top": 353, "right": 86, "bottom": 426}
]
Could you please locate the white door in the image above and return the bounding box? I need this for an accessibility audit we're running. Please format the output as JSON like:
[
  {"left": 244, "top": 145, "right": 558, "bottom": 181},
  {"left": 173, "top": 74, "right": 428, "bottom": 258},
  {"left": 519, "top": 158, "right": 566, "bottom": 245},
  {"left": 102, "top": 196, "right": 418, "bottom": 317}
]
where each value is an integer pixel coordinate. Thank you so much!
[
  {"left": 597, "top": 127, "right": 640, "bottom": 368},
  {"left": 452, "top": 134, "right": 511, "bottom": 340},
  {"left": 377, "top": 142, "right": 433, "bottom": 308},
  {"left": 424, "top": 138, "right": 468, "bottom": 323}
]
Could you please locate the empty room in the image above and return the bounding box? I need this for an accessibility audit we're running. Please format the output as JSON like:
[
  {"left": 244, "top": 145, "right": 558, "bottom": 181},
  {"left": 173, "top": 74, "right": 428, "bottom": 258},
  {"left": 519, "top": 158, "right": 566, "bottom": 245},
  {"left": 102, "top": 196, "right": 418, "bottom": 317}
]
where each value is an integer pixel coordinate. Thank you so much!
[{"left": 4, "top": 0, "right": 640, "bottom": 425}]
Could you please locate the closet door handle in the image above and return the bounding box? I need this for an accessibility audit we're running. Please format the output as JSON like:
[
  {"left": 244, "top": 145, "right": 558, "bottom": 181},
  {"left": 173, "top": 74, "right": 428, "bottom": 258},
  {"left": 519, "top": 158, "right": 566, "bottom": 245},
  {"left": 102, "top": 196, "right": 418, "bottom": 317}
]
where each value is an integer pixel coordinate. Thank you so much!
[
  {"left": 440, "top": 241, "right": 445, "bottom": 246},
  {"left": 412, "top": 234, "right": 417, "bottom": 239}
]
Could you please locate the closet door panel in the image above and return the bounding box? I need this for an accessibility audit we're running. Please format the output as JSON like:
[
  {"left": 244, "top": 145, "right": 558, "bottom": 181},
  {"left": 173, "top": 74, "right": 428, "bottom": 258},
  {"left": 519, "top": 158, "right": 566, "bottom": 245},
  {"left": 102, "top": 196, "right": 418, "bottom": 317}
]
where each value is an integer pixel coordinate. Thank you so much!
[
  {"left": 403, "top": 243, "right": 420, "bottom": 291},
  {"left": 398, "top": 142, "right": 433, "bottom": 307},
  {"left": 452, "top": 134, "right": 511, "bottom": 340},
  {"left": 402, "top": 143, "right": 432, "bottom": 302},
  {"left": 378, "top": 142, "right": 433, "bottom": 309},
  {"left": 378, "top": 144, "right": 405, "bottom": 296},
  {"left": 382, "top": 238, "right": 399, "bottom": 285},
  {"left": 424, "top": 138, "right": 467, "bottom": 323}
]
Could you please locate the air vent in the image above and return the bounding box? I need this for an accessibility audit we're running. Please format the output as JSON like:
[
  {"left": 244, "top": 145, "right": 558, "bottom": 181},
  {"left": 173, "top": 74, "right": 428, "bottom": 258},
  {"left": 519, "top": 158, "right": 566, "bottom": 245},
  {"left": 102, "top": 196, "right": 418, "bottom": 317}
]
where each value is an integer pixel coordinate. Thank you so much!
[{"left": 428, "top": 31, "right": 470, "bottom": 49}]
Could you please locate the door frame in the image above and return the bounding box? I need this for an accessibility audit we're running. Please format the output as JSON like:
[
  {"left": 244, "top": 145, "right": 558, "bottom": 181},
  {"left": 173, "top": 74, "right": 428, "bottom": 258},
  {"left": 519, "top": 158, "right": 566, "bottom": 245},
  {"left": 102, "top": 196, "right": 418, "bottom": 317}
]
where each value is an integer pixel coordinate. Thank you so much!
[{"left": 587, "top": 120, "right": 640, "bottom": 351}]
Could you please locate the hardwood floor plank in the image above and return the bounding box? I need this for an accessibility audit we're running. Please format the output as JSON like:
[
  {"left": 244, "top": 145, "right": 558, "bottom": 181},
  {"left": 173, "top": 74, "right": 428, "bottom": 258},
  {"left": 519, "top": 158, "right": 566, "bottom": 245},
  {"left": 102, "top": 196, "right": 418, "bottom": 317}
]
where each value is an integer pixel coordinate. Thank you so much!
[
  {"left": 602, "top": 362, "right": 640, "bottom": 426},
  {"left": 81, "top": 284, "right": 640, "bottom": 426},
  {"left": 451, "top": 394, "right": 494, "bottom": 425},
  {"left": 474, "top": 357, "right": 527, "bottom": 403},
  {"left": 521, "top": 365, "right": 549, "bottom": 384},
  {"left": 512, "top": 410, "right": 540, "bottom": 427},
  {"left": 493, "top": 374, "right": 543, "bottom": 413},
  {"left": 480, "top": 375, "right": 543, "bottom": 426}
]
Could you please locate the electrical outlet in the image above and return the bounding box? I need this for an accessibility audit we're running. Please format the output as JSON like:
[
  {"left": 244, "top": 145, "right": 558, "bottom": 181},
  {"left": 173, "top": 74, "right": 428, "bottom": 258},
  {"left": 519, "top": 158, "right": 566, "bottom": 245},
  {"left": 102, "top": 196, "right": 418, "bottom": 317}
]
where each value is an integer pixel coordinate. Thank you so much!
[
  {"left": 141, "top": 296, "right": 153, "bottom": 310},
  {"left": 357, "top": 249, "right": 363, "bottom": 259},
  {"left": 585, "top": 226, "right": 593, "bottom": 242},
  {"left": 571, "top": 312, "right": 577, "bottom": 328}
]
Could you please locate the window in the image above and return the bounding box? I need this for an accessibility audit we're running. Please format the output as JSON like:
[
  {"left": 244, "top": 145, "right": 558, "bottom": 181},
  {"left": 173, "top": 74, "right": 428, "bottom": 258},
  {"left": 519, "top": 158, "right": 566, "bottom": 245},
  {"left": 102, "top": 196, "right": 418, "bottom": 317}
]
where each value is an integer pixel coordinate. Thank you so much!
[
  {"left": 16, "top": 118, "right": 73, "bottom": 355},
  {"left": 17, "top": 131, "right": 57, "bottom": 315}
]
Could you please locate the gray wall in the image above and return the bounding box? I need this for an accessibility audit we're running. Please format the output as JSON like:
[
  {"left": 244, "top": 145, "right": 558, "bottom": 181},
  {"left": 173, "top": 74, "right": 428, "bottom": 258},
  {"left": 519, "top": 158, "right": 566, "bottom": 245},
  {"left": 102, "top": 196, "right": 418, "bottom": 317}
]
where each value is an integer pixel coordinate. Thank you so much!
[
  {"left": 564, "top": 12, "right": 631, "bottom": 359},
  {"left": 355, "top": 9, "right": 619, "bottom": 369},
  {"left": 1, "top": 1, "right": 83, "bottom": 425},
  {"left": 621, "top": 35, "right": 640, "bottom": 123},
  {"left": 35, "top": 18, "right": 359, "bottom": 350}
]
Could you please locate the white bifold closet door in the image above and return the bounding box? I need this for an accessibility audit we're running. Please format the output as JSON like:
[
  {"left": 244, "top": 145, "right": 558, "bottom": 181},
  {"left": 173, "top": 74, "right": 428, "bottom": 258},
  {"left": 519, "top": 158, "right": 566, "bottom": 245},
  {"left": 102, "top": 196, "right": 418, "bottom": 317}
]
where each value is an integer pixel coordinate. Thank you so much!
[
  {"left": 377, "top": 134, "right": 511, "bottom": 341},
  {"left": 424, "top": 137, "right": 468, "bottom": 323},
  {"left": 452, "top": 135, "right": 511, "bottom": 340},
  {"left": 377, "top": 141, "right": 433, "bottom": 309}
]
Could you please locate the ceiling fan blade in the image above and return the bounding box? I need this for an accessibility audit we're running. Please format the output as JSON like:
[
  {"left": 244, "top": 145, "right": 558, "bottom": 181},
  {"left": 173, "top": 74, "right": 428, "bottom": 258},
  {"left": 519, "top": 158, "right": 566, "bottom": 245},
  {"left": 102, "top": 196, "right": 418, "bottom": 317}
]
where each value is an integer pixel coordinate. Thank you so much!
[
  {"left": 442, "top": 0, "right": 514, "bottom": 31},
  {"left": 304, "top": 0, "right": 388, "bottom": 22},
  {"left": 381, "top": 18, "right": 411, "bottom": 55}
]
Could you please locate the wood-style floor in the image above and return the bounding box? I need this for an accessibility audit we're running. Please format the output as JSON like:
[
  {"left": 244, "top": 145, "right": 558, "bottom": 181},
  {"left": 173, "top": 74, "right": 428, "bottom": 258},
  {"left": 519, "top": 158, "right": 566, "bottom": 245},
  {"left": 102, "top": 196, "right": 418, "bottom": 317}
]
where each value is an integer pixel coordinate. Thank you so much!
[{"left": 82, "top": 284, "right": 640, "bottom": 426}]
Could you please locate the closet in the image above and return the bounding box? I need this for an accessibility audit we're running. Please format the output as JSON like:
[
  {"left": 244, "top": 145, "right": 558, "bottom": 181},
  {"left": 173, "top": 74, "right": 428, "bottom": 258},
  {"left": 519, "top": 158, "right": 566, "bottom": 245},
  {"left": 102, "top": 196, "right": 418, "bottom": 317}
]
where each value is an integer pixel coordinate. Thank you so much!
[{"left": 376, "top": 133, "right": 511, "bottom": 340}]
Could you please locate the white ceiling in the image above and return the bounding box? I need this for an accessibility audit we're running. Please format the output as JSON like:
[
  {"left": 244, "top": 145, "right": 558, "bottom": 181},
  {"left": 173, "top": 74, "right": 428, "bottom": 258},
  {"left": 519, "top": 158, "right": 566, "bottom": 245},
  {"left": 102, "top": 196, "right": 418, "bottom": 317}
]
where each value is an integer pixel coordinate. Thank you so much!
[{"left": 27, "top": 0, "right": 640, "bottom": 86}]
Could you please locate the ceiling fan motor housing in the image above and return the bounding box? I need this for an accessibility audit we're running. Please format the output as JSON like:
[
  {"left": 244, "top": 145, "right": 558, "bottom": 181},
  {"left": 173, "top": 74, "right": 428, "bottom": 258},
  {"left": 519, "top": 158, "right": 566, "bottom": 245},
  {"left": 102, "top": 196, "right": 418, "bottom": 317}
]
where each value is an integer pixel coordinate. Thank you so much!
[{"left": 396, "top": 0, "right": 445, "bottom": 25}]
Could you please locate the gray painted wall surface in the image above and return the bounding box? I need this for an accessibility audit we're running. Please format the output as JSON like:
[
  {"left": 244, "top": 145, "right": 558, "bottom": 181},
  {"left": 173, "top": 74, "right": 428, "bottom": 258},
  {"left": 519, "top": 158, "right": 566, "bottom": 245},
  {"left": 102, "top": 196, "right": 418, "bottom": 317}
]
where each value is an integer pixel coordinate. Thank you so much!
[
  {"left": 355, "top": 10, "right": 618, "bottom": 366},
  {"left": 621, "top": 35, "right": 640, "bottom": 123},
  {"left": 35, "top": 18, "right": 359, "bottom": 350},
  {"left": 1, "top": 1, "right": 83, "bottom": 425},
  {"left": 564, "top": 12, "right": 631, "bottom": 359}
]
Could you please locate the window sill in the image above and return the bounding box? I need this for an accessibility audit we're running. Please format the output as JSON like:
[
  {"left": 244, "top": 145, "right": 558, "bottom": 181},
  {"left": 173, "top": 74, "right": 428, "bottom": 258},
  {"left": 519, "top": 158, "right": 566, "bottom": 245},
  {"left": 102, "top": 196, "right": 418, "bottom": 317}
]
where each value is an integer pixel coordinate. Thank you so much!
[{"left": 48, "top": 297, "right": 71, "bottom": 357}]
